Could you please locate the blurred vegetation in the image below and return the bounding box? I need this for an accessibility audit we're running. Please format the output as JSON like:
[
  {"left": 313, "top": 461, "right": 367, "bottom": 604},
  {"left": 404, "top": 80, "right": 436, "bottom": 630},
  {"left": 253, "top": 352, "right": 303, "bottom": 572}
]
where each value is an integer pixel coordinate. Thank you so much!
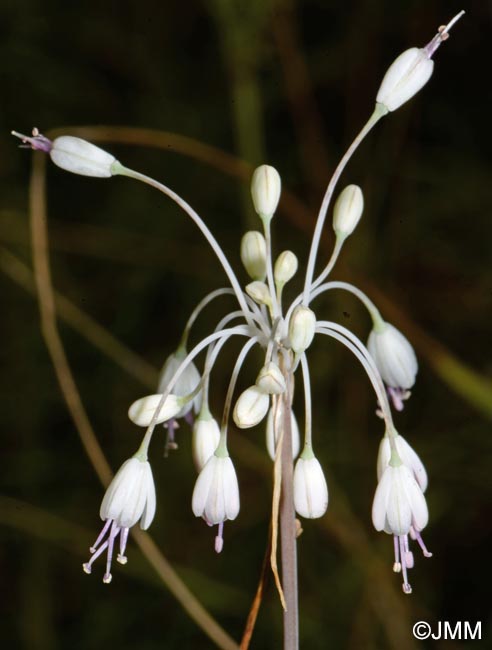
[{"left": 1, "top": 1, "right": 491, "bottom": 649}]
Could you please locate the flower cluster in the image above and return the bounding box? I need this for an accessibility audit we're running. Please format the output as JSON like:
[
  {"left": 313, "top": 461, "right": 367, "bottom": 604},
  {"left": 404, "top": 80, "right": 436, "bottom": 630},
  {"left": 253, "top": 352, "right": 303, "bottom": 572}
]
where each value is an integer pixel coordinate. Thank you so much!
[{"left": 14, "top": 12, "right": 464, "bottom": 593}]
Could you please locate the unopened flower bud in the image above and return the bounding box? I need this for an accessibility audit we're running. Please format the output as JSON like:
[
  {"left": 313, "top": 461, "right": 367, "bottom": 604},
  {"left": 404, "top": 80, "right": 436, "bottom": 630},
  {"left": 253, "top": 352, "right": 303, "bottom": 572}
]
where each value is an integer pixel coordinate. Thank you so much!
[
  {"left": 12, "top": 130, "right": 118, "bottom": 177},
  {"left": 233, "top": 386, "right": 270, "bottom": 429},
  {"left": 256, "top": 362, "right": 286, "bottom": 395},
  {"left": 288, "top": 306, "right": 316, "bottom": 354},
  {"left": 240, "top": 231, "right": 267, "bottom": 281},
  {"left": 293, "top": 453, "right": 329, "bottom": 519},
  {"left": 192, "top": 414, "right": 221, "bottom": 471},
  {"left": 274, "top": 251, "right": 298, "bottom": 286},
  {"left": 333, "top": 185, "right": 364, "bottom": 239},
  {"left": 128, "top": 394, "right": 183, "bottom": 427},
  {"left": 251, "top": 164, "right": 281, "bottom": 220},
  {"left": 245, "top": 281, "right": 271, "bottom": 307},
  {"left": 266, "top": 402, "right": 300, "bottom": 461}
]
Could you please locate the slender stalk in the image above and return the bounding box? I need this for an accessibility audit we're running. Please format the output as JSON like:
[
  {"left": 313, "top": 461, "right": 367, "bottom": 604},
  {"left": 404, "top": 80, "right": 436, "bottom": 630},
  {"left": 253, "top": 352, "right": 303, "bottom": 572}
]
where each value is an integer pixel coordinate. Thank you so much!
[
  {"left": 279, "top": 353, "right": 298, "bottom": 650},
  {"left": 302, "top": 104, "right": 387, "bottom": 305}
]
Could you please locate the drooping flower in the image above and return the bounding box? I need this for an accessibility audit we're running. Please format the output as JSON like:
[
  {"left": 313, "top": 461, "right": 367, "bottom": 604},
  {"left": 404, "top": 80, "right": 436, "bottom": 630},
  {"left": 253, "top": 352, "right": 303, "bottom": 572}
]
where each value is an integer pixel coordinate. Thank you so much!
[
  {"left": 83, "top": 456, "right": 156, "bottom": 583},
  {"left": 233, "top": 385, "right": 270, "bottom": 429},
  {"left": 192, "top": 453, "right": 240, "bottom": 524},
  {"left": 367, "top": 321, "right": 417, "bottom": 410},
  {"left": 293, "top": 452, "right": 329, "bottom": 519},
  {"left": 377, "top": 432, "right": 428, "bottom": 492},
  {"left": 372, "top": 463, "right": 431, "bottom": 593}
]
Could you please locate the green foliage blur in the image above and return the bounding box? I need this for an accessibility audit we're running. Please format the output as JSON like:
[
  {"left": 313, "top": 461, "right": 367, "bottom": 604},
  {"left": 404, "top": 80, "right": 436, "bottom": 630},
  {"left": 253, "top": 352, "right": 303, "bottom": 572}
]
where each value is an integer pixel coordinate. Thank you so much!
[{"left": 1, "top": 1, "right": 491, "bottom": 648}]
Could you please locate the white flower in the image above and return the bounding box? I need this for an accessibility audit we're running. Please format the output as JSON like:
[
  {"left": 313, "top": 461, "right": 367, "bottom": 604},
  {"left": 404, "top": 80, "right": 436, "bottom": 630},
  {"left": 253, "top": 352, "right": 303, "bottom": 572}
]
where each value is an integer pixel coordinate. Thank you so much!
[
  {"left": 372, "top": 464, "right": 431, "bottom": 594},
  {"left": 128, "top": 393, "right": 183, "bottom": 427},
  {"left": 376, "top": 47, "right": 434, "bottom": 112},
  {"left": 192, "top": 454, "right": 240, "bottom": 524},
  {"left": 251, "top": 164, "right": 281, "bottom": 220},
  {"left": 265, "top": 402, "right": 300, "bottom": 461},
  {"left": 372, "top": 464, "right": 428, "bottom": 535},
  {"left": 367, "top": 322, "right": 417, "bottom": 391},
  {"left": 83, "top": 456, "right": 156, "bottom": 583},
  {"left": 157, "top": 350, "right": 201, "bottom": 418},
  {"left": 240, "top": 231, "right": 267, "bottom": 281},
  {"left": 377, "top": 434, "right": 428, "bottom": 492},
  {"left": 332, "top": 184, "right": 364, "bottom": 239},
  {"left": 192, "top": 415, "right": 221, "bottom": 471},
  {"left": 288, "top": 306, "right": 316, "bottom": 354},
  {"left": 293, "top": 454, "right": 329, "bottom": 519},
  {"left": 233, "top": 385, "right": 270, "bottom": 429},
  {"left": 245, "top": 281, "right": 271, "bottom": 307}
]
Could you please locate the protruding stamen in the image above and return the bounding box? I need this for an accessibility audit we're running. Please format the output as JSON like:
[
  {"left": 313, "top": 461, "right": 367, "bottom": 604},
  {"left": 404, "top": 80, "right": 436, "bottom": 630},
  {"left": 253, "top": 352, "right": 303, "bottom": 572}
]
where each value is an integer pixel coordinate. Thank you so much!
[
  {"left": 215, "top": 522, "right": 224, "bottom": 554},
  {"left": 387, "top": 387, "right": 411, "bottom": 412},
  {"left": 117, "top": 526, "right": 129, "bottom": 565},
  {"left": 11, "top": 128, "right": 53, "bottom": 153},
  {"left": 411, "top": 527, "right": 433, "bottom": 557},
  {"left": 89, "top": 519, "right": 112, "bottom": 553},
  {"left": 103, "top": 521, "right": 120, "bottom": 583},
  {"left": 424, "top": 10, "right": 466, "bottom": 59},
  {"left": 164, "top": 418, "right": 179, "bottom": 456},
  {"left": 399, "top": 536, "right": 412, "bottom": 594}
]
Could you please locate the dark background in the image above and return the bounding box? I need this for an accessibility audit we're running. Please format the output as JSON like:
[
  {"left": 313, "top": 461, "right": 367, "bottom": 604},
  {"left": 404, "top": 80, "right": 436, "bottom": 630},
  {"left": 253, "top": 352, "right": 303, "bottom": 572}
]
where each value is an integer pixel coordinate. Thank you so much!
[{"left": 1, "top": 1, "right": 491, "bottom": 648}]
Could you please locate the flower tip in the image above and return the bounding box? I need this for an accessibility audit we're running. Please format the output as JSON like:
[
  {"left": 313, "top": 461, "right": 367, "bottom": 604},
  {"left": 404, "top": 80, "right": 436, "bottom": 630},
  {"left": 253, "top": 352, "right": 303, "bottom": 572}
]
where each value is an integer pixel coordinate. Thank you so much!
[
  {"left": 402, "top": 582, "right": 412, "bottom": 595},
  {"left": 393, "top": 562, "right": 402, "bottom": 573},
  {"left": 102, "top": 573, "right": 113, "bottom": 584},
  {"left": 117, "top": 554, "right": 128, "bottom": 565},
  {"left": 82, "top": 563, "right": 92, "bottom": 575}
]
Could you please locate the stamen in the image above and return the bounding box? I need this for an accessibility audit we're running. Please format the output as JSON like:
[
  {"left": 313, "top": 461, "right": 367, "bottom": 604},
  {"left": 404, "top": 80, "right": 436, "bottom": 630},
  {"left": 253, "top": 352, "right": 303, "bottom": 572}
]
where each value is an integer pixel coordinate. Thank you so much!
[
  {"left": 164, "top": 418, "right": 179, "bottom": 456},
  {"left": 424, "top": 10, "right": 465, "bottom": 59},
  {"left": 403, "top": 534, "right": 414, "bottom": 568},
  {"left": 387, "top": 387, "right": 410, "bottom": 411},
  {"left": 393, "top": 535, "right": 402, "bottom": 572},
  {"left": 399, "top": 535, "right": 412, "bottom": 594},
  {"left": 215, "top": 522, "right": 224, "bottom": 553},
  {"left": 117, "top": 527, "right": 130, "bottom": 565},
  {"left": 411, "top": 527, "right": 433, "bottom": 557},
  {"left": 83, "top": 538, "right": 110, "bottom": 574},
  {"left": 11, "top": 128, "right": 53, "bottom": 153},
  {"left": 89, "top": 519, "right": 112, "bottom": 553},
  {"left": 103, "top": 521, "right": 120, "bottom": 584}
]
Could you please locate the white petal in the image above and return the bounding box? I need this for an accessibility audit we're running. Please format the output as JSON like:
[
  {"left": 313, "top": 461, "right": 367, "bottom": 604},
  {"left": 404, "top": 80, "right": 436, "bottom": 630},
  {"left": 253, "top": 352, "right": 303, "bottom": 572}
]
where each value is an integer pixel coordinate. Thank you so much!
[
  {"left": 397, "top": 435, "right": 428, "bottom": 492},
  {"left": 222, "top": 458, "right": 240, "bottom": 520},
  {"left": 100, "top": 458, "right": 139, "bottom": 520},
  {"left": 51, "top": 136, "right": 116, "bottom": 177},
  {"left": 385, "top": 466, "right": 412, "bottom": 535},
  {"left": 266, "top": 404, "right": 301, "bottom": 461},
  {"left": 192, "top": 456, "right": 215, "bottom": 517},
  {"left": 140, "top": 464, "right": 157, "bottom": 530},
  {"left": 371, "top": 466, "right": 393, "bottom": 531},
  {"left": 157, "top": 353, "right": 201, "bottom": 418}
]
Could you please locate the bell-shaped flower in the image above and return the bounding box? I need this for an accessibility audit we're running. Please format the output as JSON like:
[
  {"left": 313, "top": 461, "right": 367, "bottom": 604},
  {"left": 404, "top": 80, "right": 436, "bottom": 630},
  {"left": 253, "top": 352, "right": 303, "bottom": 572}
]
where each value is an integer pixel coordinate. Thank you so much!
[
  {"left": 158, "top": 349, "right": 202, "bottom": 418},
  {"left": 192, "top": 413, "right": 221, "bottom": 471},
  {"left": 265, "top": 401, "right": 300, "bottom": 461},
  {"left": 372, "top": 463, "right": 431, "bottom": 593},
  {"left": 233, "top": 385, "right": 270, "bottom": 429},
  {"left": 12, "top": 129, "right": 118, "bottom": 177},
  {"left": 128, "top": 393, "right": 184, "bottom": 427},
  {"left": 192, "top": 453, "right": 240, "bottom": 525},
  {"left": 82, "top": 456, "right": 156, "bottom": 583},
  {"left": 293, "top": 451, "right": 329, "bottom": 519},
  {"left": 377, "top": 432, "right": 428, "bottom": 492},
  {"left": 367, "top": 321, "right": 417, "bottom": 410}
]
